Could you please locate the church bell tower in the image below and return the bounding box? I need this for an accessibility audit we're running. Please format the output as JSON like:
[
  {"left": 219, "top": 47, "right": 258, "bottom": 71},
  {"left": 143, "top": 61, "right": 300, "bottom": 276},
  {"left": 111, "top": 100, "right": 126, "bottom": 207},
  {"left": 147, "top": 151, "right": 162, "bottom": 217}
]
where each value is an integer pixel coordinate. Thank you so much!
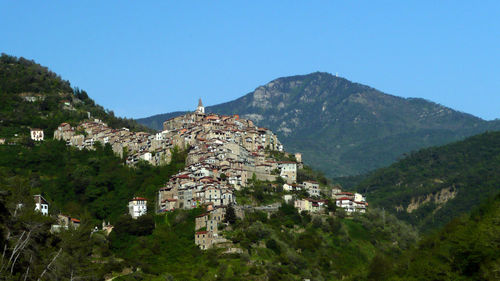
[{"left": 196, "top": 98, "right": 205, "bottom": 114}]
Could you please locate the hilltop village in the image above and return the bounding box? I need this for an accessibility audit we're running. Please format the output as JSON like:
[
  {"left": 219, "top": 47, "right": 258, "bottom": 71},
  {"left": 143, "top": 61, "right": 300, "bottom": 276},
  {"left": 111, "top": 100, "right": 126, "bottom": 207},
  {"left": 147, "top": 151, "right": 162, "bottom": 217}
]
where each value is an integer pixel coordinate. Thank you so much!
[{"left": 51, "top": 100, "right": 368, "bottom": 249}]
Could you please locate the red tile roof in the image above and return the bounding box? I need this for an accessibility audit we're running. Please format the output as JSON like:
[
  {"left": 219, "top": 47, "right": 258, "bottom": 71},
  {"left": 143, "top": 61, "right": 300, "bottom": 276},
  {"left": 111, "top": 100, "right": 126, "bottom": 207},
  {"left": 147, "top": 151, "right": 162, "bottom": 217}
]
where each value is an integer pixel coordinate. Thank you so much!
[{"left": 338, "top": 192, "right": 354, "bottom": 196}]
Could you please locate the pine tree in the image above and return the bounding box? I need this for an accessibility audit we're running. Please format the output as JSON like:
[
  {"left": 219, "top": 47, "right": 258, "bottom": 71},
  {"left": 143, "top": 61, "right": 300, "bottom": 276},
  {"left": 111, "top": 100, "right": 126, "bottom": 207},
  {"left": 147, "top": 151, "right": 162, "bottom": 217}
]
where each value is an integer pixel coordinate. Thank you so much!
[{"left": 225, "top": 204, "right": 237, "bottom": 225}]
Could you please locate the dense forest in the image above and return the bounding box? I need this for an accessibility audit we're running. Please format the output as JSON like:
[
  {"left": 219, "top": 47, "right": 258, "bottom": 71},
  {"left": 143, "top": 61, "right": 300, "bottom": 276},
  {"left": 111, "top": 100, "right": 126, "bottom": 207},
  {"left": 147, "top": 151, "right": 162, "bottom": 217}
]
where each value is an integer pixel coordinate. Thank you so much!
[
  {"left": 355, "top": 130, "right": 500, "bottom": 233},
  {"left": 0, "top": 139, "right": 187, "bottom": 280}
]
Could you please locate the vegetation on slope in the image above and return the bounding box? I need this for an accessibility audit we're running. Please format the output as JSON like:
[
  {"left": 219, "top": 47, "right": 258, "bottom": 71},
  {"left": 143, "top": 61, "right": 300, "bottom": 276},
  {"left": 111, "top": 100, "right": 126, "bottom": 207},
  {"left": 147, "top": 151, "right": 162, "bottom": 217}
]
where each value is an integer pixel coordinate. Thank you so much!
[
  {"left": 0, "top": 190, "right": 121, "bottom": 280},
  {"left": 0, "top": 139, "right": 187, "bottom": 280},
  {"left": 0, "top": 53, "right": 152, "bottom": 141},
  {"left": 107, "top": 205, "right": 417, "bottom": 280},
  {"left": 356, "top": 130, "right": 500, "bottom": 232},
  {"left": 2, "top": 54, "right": 497, "bottom": 280},
  {"left": 0, "top": 137, "right": 419, "bottom": 280},
  {"left": 380, "top": 192, "right": 500, "bottom": 281},
  {"left": 0, "top": 140, "right": 186, "bottom": 223}
]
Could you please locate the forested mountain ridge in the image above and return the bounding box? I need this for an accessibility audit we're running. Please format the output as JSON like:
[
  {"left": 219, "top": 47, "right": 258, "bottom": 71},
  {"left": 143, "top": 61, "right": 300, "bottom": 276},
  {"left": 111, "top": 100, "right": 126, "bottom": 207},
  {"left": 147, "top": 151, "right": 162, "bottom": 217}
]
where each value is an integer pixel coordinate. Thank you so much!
[
  {"left": 355, "top": 130, "right": 500, "bottom": 233},
  {"left": 137, "top": 72, "right": 500, "bottom": 178},
  {"left": 0, "top": 53, "right": 152, "bottom": 141}
]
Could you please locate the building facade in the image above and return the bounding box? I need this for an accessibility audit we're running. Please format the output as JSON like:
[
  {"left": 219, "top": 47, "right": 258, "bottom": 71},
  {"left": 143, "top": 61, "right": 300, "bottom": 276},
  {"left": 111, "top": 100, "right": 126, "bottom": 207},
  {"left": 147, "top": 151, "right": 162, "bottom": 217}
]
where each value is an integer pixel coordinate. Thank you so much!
[{"left": 128, "top": 197, "right": 148, "bottom": 219}]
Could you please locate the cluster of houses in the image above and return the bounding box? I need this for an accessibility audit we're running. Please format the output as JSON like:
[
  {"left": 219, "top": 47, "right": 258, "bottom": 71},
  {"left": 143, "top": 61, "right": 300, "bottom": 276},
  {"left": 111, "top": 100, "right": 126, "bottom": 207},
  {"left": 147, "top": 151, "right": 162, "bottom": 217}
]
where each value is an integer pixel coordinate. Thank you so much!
[
  {"left": 33, "top": 100, "right": 369, "bottom": 251},
  {"left": 332, "top": 188, "right": 368, "bottom": 213},
  {"left": 157, "top": 99, "right": 297, "bottom": 211},
  {"left": 32, "top": 194, "right": 114, "bottom": 235},
  {"left": 54, "top": 119, "right": 173, "bottom": 166},
  {"left": 156, "top": 101, "right": 368, "bottom": 249},
  {"left": 32, "top": 195, "right": 82, "bottom": 232},
  {"left": 156, "top": 100, "right": 302, "bottom": 249},
  {"left": 285, "top": 181, "right": 368, "bottom": 214}
]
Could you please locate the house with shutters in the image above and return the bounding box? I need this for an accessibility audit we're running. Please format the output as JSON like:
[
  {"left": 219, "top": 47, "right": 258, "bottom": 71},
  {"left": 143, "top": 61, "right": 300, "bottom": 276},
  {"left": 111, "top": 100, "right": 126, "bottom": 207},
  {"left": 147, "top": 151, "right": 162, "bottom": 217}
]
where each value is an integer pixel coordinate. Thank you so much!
[
  {"left": 195, "top": 231, "right": 213, "bottom": 250},
  {"left": 30, "top": 128, "right": 44, "bottom": 141},
  {"left": 303, "top": 181, "right": 320, "bottom": 197},
  {"left": 33, "top": 194, "right": 49, "bottom": 215},
  {"left": 278, "top": 161, "right": 297, "bottom": 183},
  {"left": 294, "top": 198, "right": 327, "bottom": 213},
  {"left": 128, "top": 197, "right": 147, "bottom": 219}
]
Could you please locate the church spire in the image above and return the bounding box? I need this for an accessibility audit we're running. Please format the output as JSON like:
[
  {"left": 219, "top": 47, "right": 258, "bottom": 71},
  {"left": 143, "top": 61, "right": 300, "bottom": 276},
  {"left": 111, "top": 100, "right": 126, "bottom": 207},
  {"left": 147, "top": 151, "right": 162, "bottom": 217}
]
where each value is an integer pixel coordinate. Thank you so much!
[{"left": 196, "top": 98, "right": 205, "bottom": 114}]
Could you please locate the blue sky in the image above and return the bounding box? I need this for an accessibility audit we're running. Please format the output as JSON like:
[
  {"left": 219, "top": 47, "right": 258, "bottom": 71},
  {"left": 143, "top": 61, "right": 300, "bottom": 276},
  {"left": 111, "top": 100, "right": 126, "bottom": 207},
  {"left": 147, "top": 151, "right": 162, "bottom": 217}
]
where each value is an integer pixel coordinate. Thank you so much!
[{"left": 1, "top": 1, "right": 499, "bottom": 119}]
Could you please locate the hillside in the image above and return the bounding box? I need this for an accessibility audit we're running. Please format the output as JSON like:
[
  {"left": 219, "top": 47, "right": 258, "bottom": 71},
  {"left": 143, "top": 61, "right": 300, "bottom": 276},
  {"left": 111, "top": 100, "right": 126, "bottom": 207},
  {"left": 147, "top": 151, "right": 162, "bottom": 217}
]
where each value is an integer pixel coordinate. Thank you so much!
[
  {"left": 0, "top": 53, "right": 152, "bottom": 141},
  {"left": 137, "top": 72, "right": 500, "bottom": 178},
  {"left": 384, "top": 192, "right": 500, "bottom": 280},
  {"left": 0, "top": 56, "right": 419, "bottom": 280},
  {"left": 355, "top": 130, "right": 500, "bottom": 232},
  {"left": 2, "top": 55, "right": 497, "bottom": 280}
]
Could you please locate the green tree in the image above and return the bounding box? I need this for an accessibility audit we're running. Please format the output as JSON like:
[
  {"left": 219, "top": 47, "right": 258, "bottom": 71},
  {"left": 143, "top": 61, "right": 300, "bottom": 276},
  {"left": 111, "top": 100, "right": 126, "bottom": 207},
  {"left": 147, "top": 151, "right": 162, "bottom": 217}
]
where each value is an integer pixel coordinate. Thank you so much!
[{"left": 224, "top": 204, "right": 237, "bottom": 225}]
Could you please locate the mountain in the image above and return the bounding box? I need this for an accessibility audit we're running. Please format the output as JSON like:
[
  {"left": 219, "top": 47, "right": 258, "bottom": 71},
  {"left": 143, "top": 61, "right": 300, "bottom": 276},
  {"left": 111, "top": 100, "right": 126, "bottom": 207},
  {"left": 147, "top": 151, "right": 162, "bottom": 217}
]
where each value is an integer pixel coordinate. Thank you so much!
[
  {"left": 354, "top": 130, "right": 500, "bottom": 232},
  {"left": 137, "top": 72, "right": 500, "bottom": 178},
  {"left": 0, "top": 53, "right": 152, "bottom": 141}
]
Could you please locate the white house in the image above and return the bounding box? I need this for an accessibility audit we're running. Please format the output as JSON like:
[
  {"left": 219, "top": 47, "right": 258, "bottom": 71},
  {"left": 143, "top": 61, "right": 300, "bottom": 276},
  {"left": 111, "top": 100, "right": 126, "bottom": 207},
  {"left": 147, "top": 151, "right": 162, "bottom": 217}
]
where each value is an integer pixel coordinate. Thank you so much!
[
  {"left": 354, "top": 193, "right": 365, "bottom": 202},
  {"left": 336, "top": 197, "right": 355, "bottom": 213},
  {"left": 194, "top": 167, "right": 212, "bottom": 179},
  {"left": 128, "top": 197, "right": 148, "bottom": 219},
  {"left": 283, "top": 194, "right": 293, "bottom": 203},
  {"left": 278, "top": 161, "right": 297, "bottom": 182},
  {"left": 283, "top": 183, "right": 302, "bottom": 192},
  {"left": 33, "top": 194, "right": 49, "bottom": 215},
  {"left": 354, "top": 201, "right": 367, "bottom": 213},
  {"left": 303, "top": 181, "right": 320, "bottom": 197},
  {"left": 30, "top": 129, "right": 44, "bottom": 141},
  {"left": 140, "top": 152, "right": 152, "bottom": 162}
]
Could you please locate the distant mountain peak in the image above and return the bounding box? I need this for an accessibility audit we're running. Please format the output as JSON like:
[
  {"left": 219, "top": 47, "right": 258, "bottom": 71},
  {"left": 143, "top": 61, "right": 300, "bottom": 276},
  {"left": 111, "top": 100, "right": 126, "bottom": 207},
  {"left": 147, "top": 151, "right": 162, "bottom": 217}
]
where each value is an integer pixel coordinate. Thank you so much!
[{"left": 138, "top": 73, "right": 500, "bottom": 177}]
